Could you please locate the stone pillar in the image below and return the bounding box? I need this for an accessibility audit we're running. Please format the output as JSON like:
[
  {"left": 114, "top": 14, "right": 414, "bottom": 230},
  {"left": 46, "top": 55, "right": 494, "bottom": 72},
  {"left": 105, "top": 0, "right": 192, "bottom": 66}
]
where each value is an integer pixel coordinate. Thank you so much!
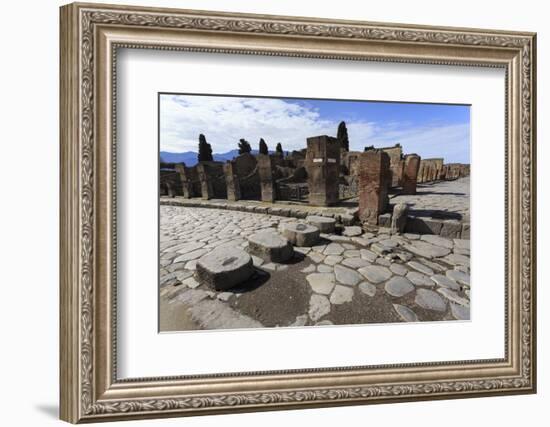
[
  {"left": 175, "top": 164, "right": 194, "bottom": 198},
  {"left": 224, "top": 162, "right": 241, "bottom": 201},
  {"left": 196, "top": 163, "right": 214, "bottom": 200},
  {"left": 358, "top": 149, "right": 391, "bottom": 225},
  {"left": 402, "top": 154, "right": 420, "bottom": 195},
  {"left": 305, "top": 135, "right": 340, "bottom": 206},
  {"left": 257, "top": 154, "right": 276, "bottom": 202}
]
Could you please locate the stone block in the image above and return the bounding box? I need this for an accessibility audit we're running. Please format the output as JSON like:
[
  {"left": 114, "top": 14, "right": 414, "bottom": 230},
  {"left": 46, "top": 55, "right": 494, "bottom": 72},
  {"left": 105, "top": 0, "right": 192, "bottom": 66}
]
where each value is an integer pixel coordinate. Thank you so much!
[
  {"left": 440, "top": 220, "right": 462, "bottom": 238},
  {"left": 280, "top": 223, "right": 320, "bottom": 247},
  {"left": 248, "top": 231, "right": 294, "bottom": 263},
  {"left": 306, "top": 215, "right": 336, "bottom": 233},
  {"left": 391, "top": 203, "right": 408, "bottom": 234},
  {"left": 196, "top": 247, "right": 254, "bottom": 291},
  {"left": 358, "top": 149, "right": 391, "bottom": 225},
  {"left": 461, "top": 223, "right": 471, "bottom": 239},
  {"left": 305, "top": 135, "right": 341, "bottom": 206},
  {"left": 405, "top": 216, "right": 443, "bottom": 235},
  {"left": 378, "top": 213, "right": 391, "bottom": 228},
  {"left": 402, "top": 154, "right": 420, "bottom": 195}
]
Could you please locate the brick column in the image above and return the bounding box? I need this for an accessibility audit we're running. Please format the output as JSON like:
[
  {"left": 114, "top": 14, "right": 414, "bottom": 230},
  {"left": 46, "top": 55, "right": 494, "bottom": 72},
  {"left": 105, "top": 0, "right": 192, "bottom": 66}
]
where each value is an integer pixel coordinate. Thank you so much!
[
  {"left": 358, "top": 150, "right": 391, "bottom": 225},
  {"left": 402, "top": 154, "right": 420, "bottom": 195}
]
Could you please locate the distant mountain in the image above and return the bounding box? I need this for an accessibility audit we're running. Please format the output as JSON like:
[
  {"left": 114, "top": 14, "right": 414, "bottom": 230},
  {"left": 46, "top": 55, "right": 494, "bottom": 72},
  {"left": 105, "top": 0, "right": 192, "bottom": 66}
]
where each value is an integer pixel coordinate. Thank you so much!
[{"left": 160, "top": 149, "right": 262, "bottom": 166}]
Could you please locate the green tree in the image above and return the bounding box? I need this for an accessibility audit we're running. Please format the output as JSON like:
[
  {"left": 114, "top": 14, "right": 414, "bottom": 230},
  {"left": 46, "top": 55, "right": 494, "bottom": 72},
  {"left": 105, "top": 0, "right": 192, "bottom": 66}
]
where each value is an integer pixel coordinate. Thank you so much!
[
  {"left": 275, "top": 142, "right": 284, "bottom": 156},
  {"left": 197, "top": 134, "right": 213, "bottom": 162},
  {"left": 259, "top": 138, "right": 268, "bottom": 155},
  {"left": 337, "top": 121, "right": 349, "bottom": 151},
  {"left": 238, "top": 138, "right": 252, "bottom": 154}
]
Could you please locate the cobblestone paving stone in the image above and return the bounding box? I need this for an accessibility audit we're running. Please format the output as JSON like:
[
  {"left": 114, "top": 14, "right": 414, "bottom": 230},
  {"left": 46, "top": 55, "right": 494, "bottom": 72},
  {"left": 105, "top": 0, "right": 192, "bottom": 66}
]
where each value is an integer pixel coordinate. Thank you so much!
[{"left": 159, "top": 205, "right": 471, "bottom": 331}]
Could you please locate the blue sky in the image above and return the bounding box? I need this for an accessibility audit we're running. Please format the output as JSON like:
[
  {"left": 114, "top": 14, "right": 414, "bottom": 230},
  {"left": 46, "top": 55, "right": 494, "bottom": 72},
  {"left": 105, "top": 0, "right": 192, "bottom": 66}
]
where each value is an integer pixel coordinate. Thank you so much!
[{"left": 160, "top": 94, "right": 470, "bottom": 163}]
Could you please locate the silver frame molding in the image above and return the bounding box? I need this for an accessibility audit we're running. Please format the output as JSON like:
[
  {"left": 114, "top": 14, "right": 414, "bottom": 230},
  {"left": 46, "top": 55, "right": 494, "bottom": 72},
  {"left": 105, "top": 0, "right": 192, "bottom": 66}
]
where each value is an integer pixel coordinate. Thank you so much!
[{"left": 60, "top": 2, "right": 537, "bottom": 423}]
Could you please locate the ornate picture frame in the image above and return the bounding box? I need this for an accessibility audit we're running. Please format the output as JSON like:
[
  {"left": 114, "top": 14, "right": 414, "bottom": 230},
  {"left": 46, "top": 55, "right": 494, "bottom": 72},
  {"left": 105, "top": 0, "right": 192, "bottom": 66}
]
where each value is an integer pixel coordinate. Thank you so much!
[{"left": 60, "top": 2, "right": 536, "bottom": 423}]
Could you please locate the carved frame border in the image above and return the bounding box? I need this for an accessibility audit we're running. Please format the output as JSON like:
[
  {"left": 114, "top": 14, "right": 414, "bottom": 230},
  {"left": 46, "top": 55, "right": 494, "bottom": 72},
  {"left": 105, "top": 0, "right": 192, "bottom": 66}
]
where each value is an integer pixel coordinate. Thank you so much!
[{"left": 60, "top": 2, "right": 536, "bottom": 423}]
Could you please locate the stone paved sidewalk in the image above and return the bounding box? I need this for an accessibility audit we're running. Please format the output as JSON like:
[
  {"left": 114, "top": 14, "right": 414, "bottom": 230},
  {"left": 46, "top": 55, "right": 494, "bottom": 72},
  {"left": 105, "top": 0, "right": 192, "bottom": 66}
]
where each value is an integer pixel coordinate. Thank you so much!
[{"left": 159, "top": 205, "right": 471, "bottom": 332}]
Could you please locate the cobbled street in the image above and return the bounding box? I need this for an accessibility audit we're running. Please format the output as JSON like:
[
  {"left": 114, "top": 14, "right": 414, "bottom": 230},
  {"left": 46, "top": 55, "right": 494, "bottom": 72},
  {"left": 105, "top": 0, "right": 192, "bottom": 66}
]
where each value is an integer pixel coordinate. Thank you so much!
[{"left": 160, "top": 180, "right": 471, "bottom": 331}]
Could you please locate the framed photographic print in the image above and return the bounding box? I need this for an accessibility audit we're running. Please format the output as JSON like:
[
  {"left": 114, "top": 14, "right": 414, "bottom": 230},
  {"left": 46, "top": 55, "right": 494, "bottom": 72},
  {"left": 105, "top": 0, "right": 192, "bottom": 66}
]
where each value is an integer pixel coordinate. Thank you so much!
[{"left": 59, "top": 2, "right": 537, "bottom": 423}]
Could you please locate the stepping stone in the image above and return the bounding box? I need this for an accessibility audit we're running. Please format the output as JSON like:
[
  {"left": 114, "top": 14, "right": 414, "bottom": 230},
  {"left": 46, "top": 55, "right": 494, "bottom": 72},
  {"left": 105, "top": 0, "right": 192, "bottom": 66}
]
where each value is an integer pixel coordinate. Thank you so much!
[
  {"left": 446, "top": 269, "right": 470, "bottom": 286},
  {"left": 393, "top": 304, "right": 419, "bottom": 322},
  {"left": 323, "top": 243, "right": 345, "bottom": 256},
  {"left": 280, "top": 222, "right": 320, "bottom": 247},
  {"left": 248, "top": 231, "right": 294, "bottom": 263},
  {"left": 342, "top": 257, "right": 371, "bottom": 269},
  {"left": 307, "top": 252, "right": 325, "bottom": 263},
  {"left": 385, "top": 276, "right": 415, "bottom": 297},
  {"left": 343, "top": 249, "right": 361, "bottom": 258},
  {"left": 181, "top": 276, "right": 200, "bottom": 289},
  {"left": 251, "top": 255, "right": 264, "bottom": 267},
  {"left": 406, "top": 271, "right": 434, "bottom": 287},
  {"left": 403, "top": 241, "right": 451, "bottom": 259},
  {"left": 330, "top": 285, "right": 354, "bottom": 304},
  {"left": 359, "top": 282, "right": 376, "bottom": 297},
  {"left": 407, "top": 261, "right": 434, "bottom": 276},
  {"left": 358, "top": 265, "right": 392, "bottom": 284},
  {"left": 360, "top": 249, "right": 378, "bottom": 262},
  {"left": 390, "top": 263, "right": 408, "bottom": 276},
  {"left": 308, "top": 294, "right": 331, "bottom": 321},
  {"left": 306, "top": 215, "right": 336, "bottom": 233},
  {"left": 437, "top": 288, "right": 470, "bottom": 306},
  {"left": 324, "top": 255, "right": 343, "bottom": 266},
  {"left": 334, "top": 264, "right": 363, "bottom": 286},
  {"left": 450, "top": 302, "right": 470, "bottom": 320},
  {"left": 431, "top": 274, "right": 460, "bottom": 291},
  {"left": 195, "top": 247, "right": 254, "bottom": 291},
  {"left": 342, "top": 226, "right": 362, "bottom": 237},
  {"left": 420, "top": 234, "right": 454, "bottom": 249},
  {"left": 306, "top": 273, "right": 336, "bottom": 295},
  {"left": 415, "top": 288, "right": 447, "bottom": 312}
]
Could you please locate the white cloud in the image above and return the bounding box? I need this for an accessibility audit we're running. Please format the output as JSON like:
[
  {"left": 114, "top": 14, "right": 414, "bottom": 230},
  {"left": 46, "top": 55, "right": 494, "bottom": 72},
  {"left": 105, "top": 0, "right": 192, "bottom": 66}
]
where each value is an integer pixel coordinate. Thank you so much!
[{"left": 160, "top": 95, "right": 469, "bottom": 163}]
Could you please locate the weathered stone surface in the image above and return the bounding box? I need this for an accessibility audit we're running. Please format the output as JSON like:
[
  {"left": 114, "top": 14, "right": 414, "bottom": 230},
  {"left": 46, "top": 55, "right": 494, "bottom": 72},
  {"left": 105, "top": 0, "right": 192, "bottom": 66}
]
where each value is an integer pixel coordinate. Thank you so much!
[
  {"left": 248, "top": 231, "right": 294, "bottom": 263},
  {"left": 375, "top": 257, "right": 392, "bottom": 267},
  {"left": 308, "top": 294, "right": 331, "bottom": 321},
  {"left": 378, "top": 213, "right": 392, "bottom": 228},
  {"left": 342, "top": 257, "right": 371, "bottom": 269},
  {"left": 385, "top": 276, "right": 415, "bottom": 297},
  {"left": 342, "top": 226, "right": 362, "bottom": 237},
  {"left": 453, "top": 239, "right": 470, "bottom": 250},
  {"left": 307, "top": 252, "right": 325, "bottom": 263},
  {"left": 324, "top": 255, "right": 343, "bottom": 266},
  {"left": 181, "top": 276, "right": 201, "bottom": 289},
  {"left": 317, "top": 264, "right": 333, "bottom": 273},
  {"left": 306, "top": 215, "right": 336, "bottom": 233},
  {"left": 420, "top": 234, "right": 454, "bottom": 249},
  {"left": 290, "top": 314, "right": 308, "bottom": 327},
  {"left": 407, "top": 261, "right": 435, "bottom": 276},
  {"left": 390, "top": 263, "right": 408, "bottom": 276},
  {"left": 405, "top": 217, "right": 443, "bottom": 235},
  {"left": 415, "top": 288, "right": 447, "bottom": 312},
  {"left": 431, "top": 274, "right": 460, "bottom": 290},
  {"left": 315, "top": 320, "right": 334, "bottom": 326},
  {"left": 393, "top": 304, "right": 419, "bottom": 322},
  {"left": 391, "top": 203, "right": 408, "bottom": 234},
  {"left": 323, "top": 243, "right": 345, "bottom": 256},
  {"left": 461, "top": 223, "right": 471, "bottom": 239},
  {"left": 404, "top": 233, "right": 420, "bottom": 240},
  {"left": 371, "top": 242, "right": 391, "bottom": 255},
  {"left": 403, "top": 241, "right": 451, "bottom": 258},
  {"left": 359, "top": 282, "right": 377, "bottom": 297},
  {"left": 343, "top": 249, "right": 361, "bottom": 258},
  {"left": 358, "top": 265, "right": 392, "bottom": 284},
  {"left": 450, "top": 302, "right": 470, "bottom": 320},
  {"left": 330, "top": 285, "right": 354, "bottom": 304},
  {"left": 300, "top": 264, "right": 316, "bottom": 273},
  {"left": 280, "top": 222, "right": 320, "bottom": 247},
  {"left": 406, "top": 271, "right": 434, "bottom": 287},
  {"left": 306, "top": 273, "right": 336, "bottom": 295},
  {"left": 446, "top": 269, "right": 470, "bottom": 286},
  {"left": 334, "top": 264, "right": 363, "bottom": 286},
  {"left": 379, "top": 239, "right": 399, "bottom": 248},
  {"left": 195, "top": 247, "right": 254, "bottom": 291},
  {"left": 360, "top": 249, "right": 378, "bottom": 262},
  {"left": 443, "top": 253, "right": 470, "bottom": 266},
  {"left": 173, "top": 248, "right": 210, "bottom": 264}
]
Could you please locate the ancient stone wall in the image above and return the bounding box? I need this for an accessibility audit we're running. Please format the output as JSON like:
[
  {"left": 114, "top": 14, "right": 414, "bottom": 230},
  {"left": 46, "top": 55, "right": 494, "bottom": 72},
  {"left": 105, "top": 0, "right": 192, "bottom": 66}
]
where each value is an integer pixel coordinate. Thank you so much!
[
  {"left": 402, "top": 154, "right": 421, "bottom": 195},
  {"left": 223, "top": 153, "right": 260, "bottom": 201},
  {"left": 196, "top": 161, "right": 227, "bottom": 200},
  {"left": 175, "top": 163, "right": 201, "bottom": 198}
]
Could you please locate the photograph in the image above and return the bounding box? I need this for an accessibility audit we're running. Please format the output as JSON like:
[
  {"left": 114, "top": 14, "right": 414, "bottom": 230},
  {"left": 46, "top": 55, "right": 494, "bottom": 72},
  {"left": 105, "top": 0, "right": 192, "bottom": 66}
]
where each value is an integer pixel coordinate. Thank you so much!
[{"left": 158, "top": 94, "right": 471, "bottom": 331}]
